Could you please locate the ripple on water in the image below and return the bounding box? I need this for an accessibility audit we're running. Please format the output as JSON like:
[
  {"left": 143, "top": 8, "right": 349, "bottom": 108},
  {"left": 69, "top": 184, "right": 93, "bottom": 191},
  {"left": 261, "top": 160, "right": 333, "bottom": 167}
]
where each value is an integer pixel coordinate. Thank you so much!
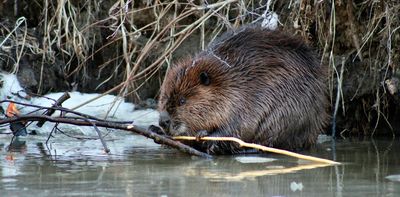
[{"left": 1, "top": 177, "right": 17, "bottom": 183}]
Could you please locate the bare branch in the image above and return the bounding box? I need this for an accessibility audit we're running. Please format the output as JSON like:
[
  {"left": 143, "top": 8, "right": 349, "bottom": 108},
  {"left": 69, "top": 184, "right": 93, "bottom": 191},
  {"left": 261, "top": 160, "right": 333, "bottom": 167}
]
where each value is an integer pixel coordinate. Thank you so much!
[{"left": 0, "top": 114, "right": 212, "bottom": 158}]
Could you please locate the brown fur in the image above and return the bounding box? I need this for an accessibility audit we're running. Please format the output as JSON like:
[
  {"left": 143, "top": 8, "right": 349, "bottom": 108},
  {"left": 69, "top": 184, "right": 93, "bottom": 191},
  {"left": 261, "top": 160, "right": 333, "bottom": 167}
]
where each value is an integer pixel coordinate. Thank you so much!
[{"left": 158, "top": 26, "right": 329, "bottom": 154}]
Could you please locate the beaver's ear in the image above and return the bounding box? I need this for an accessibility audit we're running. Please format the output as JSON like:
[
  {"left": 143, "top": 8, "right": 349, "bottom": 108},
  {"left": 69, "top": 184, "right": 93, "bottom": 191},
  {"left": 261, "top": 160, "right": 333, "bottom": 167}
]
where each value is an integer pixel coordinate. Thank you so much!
[{"left": 199, "top": 72, "right": 210, "bottom": 86}]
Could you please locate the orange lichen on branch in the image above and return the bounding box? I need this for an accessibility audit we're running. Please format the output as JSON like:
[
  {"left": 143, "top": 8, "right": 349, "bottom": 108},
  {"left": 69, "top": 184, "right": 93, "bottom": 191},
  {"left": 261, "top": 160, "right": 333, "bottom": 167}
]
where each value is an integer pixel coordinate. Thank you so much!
[
  {"left": 6, "top": 102, "right": 20, "bottom": 117},
  {"left": 5, "top": 102, "right": 28, "bottom": 136},
  {"left": 173, "top": 136, "right": 340, "bottom": 165}
]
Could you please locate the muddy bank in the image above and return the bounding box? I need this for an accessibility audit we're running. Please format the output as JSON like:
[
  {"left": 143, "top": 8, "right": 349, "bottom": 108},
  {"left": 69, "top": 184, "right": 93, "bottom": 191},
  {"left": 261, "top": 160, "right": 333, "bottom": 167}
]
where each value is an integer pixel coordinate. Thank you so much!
[{"left": 1, "top": 1, "right": 399, "bottom": 135}]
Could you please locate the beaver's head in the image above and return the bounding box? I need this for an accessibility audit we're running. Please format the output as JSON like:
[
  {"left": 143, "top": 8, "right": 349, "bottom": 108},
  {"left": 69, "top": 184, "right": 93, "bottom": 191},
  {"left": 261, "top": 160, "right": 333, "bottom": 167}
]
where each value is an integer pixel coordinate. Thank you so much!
[{"left": 158, "top": 56, "right": 237, "bottom": 136}]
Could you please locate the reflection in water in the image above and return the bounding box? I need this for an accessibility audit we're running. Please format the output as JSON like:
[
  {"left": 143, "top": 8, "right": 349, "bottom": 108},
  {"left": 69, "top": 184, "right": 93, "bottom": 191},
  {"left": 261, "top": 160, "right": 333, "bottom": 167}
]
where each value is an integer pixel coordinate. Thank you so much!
[
  {"left": 7, "top": 137, "right": 27, "bottom": 152},
  {"left": 0, "top": 133, "right": 399, "bottom": 197},
  {"left": 189, "top": 161, "right": 333, "bottom": 182}
]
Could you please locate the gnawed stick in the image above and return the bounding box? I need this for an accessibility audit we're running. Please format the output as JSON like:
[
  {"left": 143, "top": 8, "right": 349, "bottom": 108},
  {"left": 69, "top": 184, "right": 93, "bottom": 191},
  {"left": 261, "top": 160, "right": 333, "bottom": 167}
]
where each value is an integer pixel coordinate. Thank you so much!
[{"left": 173, "top": 136, "right": 340, "bottom": 165}]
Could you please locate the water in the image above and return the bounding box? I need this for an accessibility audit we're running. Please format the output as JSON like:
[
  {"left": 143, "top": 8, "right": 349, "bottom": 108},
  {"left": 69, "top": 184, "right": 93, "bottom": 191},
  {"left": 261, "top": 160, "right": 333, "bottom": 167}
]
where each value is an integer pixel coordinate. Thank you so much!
[{"left": 0, "top": 131, "right": 399, "bottom": 197}]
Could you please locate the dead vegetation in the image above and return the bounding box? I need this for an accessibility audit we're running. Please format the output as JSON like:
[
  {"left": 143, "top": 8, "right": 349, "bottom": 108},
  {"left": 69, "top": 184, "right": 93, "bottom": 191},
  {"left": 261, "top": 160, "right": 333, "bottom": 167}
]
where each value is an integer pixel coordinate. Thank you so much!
[{"left": 0, "top": 0, "right": 399, "bottom": 136}]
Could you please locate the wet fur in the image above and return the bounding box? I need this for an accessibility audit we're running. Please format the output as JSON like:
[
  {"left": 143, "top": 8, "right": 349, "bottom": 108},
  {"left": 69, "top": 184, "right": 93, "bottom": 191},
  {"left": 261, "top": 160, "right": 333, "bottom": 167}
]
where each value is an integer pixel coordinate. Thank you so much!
[{"left": 158, "top": 26, "right": 329, "bottom": 154}]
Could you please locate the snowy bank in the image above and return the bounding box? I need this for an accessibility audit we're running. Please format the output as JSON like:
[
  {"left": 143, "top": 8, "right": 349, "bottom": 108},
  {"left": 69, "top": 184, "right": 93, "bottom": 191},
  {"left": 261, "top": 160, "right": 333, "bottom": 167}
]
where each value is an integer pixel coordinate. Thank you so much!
[{"left": 0, "top": 72, "right": 159, "bottom": 135}]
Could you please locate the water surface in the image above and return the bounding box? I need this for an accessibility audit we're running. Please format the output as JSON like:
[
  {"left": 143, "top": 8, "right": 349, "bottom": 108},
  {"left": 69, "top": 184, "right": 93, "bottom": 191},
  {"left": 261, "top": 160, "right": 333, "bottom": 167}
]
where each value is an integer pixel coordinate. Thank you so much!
[{"left": 0, "top": 131, "right": 399, "bottom": 197}]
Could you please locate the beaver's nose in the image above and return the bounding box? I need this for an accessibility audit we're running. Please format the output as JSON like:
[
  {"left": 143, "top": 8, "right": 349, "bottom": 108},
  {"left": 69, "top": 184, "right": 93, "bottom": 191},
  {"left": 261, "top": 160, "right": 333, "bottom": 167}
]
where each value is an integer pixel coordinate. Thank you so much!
[{"left": 159, "top": 111, "right": 171, "bottom": 130}]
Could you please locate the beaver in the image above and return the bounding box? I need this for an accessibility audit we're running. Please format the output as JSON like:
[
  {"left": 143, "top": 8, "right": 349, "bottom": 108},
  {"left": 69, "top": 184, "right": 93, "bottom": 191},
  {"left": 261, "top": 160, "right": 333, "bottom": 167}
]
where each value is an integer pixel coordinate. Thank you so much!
[{"left": 157, "top": 26, "right": 329, "bottom": 154}]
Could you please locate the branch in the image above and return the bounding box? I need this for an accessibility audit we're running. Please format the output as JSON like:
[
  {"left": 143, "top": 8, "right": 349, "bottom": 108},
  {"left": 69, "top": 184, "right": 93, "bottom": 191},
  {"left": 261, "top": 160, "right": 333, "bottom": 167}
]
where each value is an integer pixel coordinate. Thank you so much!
[
  {"left": 36, "top": 92, "right": 70, "bottom": 127},
  {"left": 0, "top": 115, "right": 212, "bottom": 158},
  {"left": 0, "top": 100, "right": 132, "bottom": 124},
  {"left": 173, "top": 136, "right": 340, "bottom": 165}
]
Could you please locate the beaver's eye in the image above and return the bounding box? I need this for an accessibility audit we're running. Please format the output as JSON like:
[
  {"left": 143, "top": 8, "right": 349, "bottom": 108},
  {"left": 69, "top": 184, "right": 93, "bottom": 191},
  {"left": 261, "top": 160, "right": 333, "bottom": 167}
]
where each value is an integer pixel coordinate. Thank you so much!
[
  {"left": 199, "top": 71, "right": 210, "bottom": 86},
  {"left": 178, "top": 97, "right": 186, "bottom": 106}
]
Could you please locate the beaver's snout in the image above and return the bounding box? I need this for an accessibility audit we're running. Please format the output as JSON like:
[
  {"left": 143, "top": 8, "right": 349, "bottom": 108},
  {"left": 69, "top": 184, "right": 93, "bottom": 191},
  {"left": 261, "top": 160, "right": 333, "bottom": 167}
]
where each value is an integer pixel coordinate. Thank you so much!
[{"left": 159, "top": 111, "right": 171, "bottom": 131}]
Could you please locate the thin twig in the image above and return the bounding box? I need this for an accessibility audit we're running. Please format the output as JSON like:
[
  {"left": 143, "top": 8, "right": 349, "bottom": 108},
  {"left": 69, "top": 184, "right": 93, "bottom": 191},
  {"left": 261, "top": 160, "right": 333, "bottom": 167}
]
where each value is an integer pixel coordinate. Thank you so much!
[
  {"left": 191, "top": 0, "right": 238, "bottom": 10},
  {"left": 91, "top": 123, "right": 110, "bottom": 153},
  {"left": 0, "top": 100, "right": 132, "bottom": 124}
]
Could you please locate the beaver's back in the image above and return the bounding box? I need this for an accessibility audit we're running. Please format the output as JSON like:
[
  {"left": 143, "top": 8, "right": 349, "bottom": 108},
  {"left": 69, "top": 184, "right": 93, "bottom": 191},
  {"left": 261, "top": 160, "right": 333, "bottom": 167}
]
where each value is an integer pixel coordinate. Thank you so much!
[
  {"left": 208, "top": 27, "right": 328, "bottom": 150},
  {"left": 158, "top": 26, "right": 329, "bottom": 154}
]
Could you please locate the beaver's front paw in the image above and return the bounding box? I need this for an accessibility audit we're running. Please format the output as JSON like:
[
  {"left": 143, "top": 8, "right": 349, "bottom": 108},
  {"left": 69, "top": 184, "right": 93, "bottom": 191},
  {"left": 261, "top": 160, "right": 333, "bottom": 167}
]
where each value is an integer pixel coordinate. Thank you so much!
[
  {"left": 195, "top": 130, "right": 209, "bottom": 141},
  {"left": 148, "top": 125, "right": 166, "bottom": 135},
  {"left": 202, "top": 141, "right": 220, "bottom": 154}
]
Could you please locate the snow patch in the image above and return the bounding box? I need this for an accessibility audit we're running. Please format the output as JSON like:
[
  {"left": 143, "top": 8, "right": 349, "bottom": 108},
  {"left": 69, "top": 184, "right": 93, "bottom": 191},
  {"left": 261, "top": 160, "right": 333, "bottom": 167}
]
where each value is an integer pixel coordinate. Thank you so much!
[
  {"left": 0, "top": 73, "right": 27, "bottom": 111},
  {"left": 261, "top": 12, "right": 279, "bottom": 30},
  {"left": 0, "top": 72, "right": 159, "bottom": 135}
]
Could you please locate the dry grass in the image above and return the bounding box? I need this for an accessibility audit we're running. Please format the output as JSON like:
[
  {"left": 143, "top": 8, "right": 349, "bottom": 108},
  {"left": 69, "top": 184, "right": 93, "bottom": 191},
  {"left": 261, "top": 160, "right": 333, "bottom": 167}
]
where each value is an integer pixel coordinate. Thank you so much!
[{"left": 0, "top": 0, "right": 399, "bottom": 135}]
